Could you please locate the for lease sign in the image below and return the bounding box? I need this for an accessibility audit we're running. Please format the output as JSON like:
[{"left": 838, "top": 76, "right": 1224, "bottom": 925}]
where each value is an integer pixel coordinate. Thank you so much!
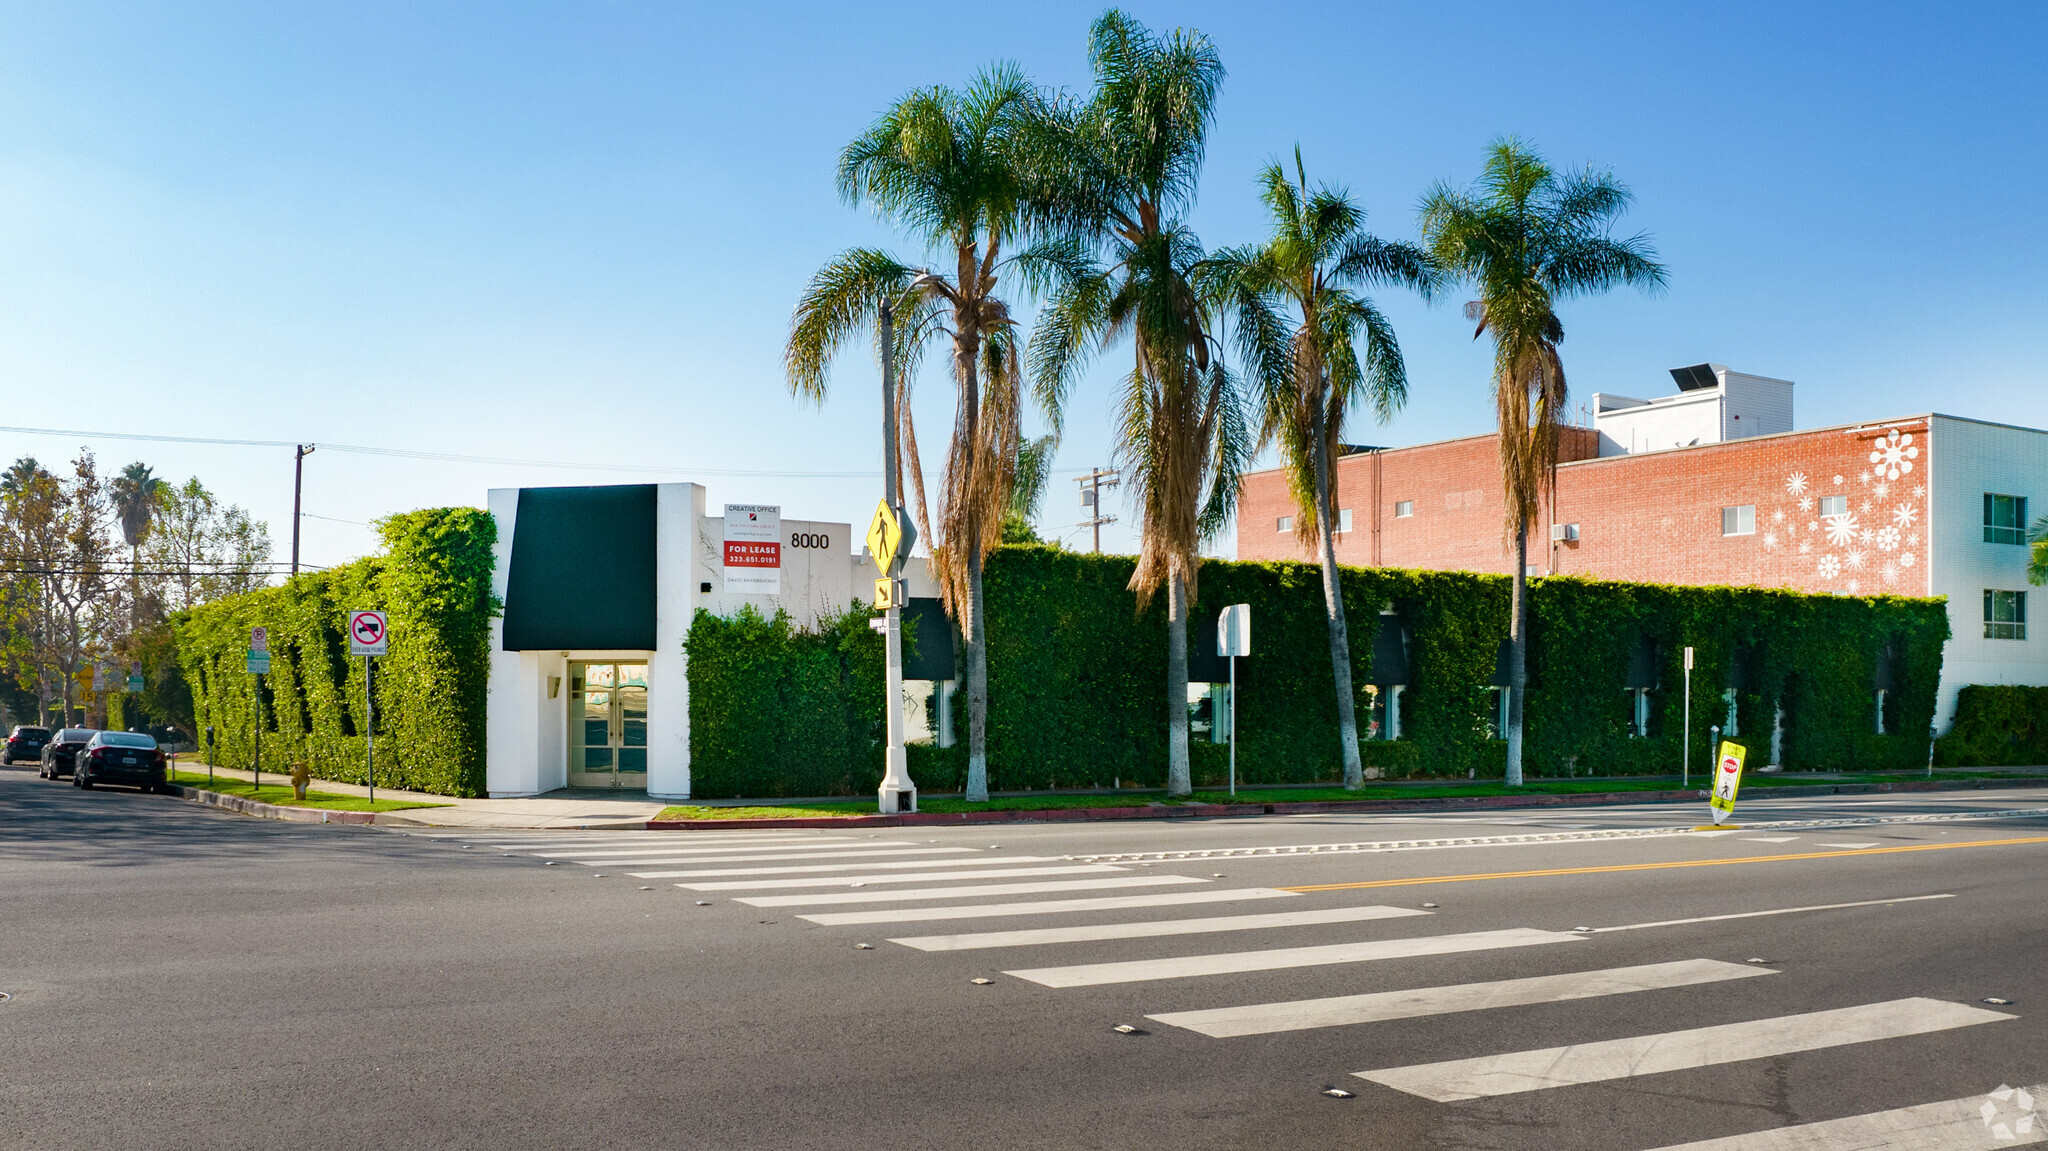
[{"left": 723, "top": 504, "right": 782, "bottom": 594}]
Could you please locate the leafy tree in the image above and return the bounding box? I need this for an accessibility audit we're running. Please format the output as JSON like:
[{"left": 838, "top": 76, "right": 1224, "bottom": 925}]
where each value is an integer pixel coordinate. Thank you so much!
[
  {"left": 1029, "top": 10, "right": 1249, "bottom": 796},
  {"left": 1204, "top": 148, "right": 1439, "bottom": 788},
  {"left": 1419, "top": 137, "right": 1665, "bottom": 785},
  {"left": 143, "top": 478, "right": 273, "bottom": 611},
  {"left": 787, "top": 64, "right": 1072, "bottom": 802},
  {"left": 1002, "top": 434, "right": 1057, "bottom": 543}
]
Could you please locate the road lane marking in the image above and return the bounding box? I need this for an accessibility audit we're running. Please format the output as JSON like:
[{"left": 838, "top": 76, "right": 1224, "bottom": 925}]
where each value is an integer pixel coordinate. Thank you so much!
[
  {"left": 535, "top": 842, "right": 923, "bottom": 859},
  {"left": 1148, "top": 959, "right": 1773, "bottom": 1038},
  {"left": 798, "top": 888, "right": 1298, "bottom": 925},
  {"left": 1637, "top": 1082, "right": 2048, "bottom": 1149},
  {"left": 1814, "top": 841, "right": 1881, "bottom": 849},
  {"left": 888, "top": 905, "right": 1429, "bottom": 952},
  {"left": 1588, "top": 893, "right": 1956, "bottom": 933},
  {"left": 1741, "top": 836, "right": 1799, "bottom": 842},
  {"left": 1354, "top": 998, "right": 2016, "bottom": 1101},
  {"left": 620, "top": 849, "right": 983, "bottom": 873},
  {"left": 635, "top": 855, "right": 1060, "bottom": 878},
  {"left": 736, "top": 875, "right": 1209, "bottom": 907},
  {"left": 679, "top": 865, "right": 1124, "bottom": 891},
  {"left": 1282, "top": 836, "right": 2048, "bottom": 893},
  {"left": 1003, "top": 928, "right": 1581, "bottom": 988}
]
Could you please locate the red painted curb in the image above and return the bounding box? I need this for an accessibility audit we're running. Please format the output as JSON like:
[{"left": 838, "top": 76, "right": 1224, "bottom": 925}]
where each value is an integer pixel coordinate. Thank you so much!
[{"left": 642, "top": 776, "right": 2046, "bottom": 831}]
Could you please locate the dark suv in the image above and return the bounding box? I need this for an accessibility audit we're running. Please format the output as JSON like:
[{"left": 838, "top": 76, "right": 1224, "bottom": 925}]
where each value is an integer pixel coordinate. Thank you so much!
[
  {"left": 74, "top": 731, "right": 167, "bottom": 792},
  {"left": 5, "top": 725, "right": 50, "bottom": 765},
  {"left": 39, "top": 728, "right": 97, "bottom": 780}
]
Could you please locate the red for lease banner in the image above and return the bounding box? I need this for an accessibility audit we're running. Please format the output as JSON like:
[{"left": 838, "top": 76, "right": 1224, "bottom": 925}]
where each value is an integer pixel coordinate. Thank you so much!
[{"left": 724, "top": 540, "right": 781, "bottom": 568}]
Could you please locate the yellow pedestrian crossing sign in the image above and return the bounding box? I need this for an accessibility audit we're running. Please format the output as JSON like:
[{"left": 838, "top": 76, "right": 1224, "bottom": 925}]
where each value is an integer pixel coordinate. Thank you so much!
[
  {"left": 866, "top": 500, "right": 915, "bottom": 575},
  {"left": 1709, "top": 740, "right": 1747, "bottom": 821}
]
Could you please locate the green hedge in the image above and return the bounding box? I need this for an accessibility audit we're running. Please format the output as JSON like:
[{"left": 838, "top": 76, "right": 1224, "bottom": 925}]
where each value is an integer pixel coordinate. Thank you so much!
[
  {"left": 176, "top": 509, "right": 497, "bottom": 796},
  {"left": 681, "top": 547, "right": 1947, "bottom": 797},
  {"left": 1935, "top": 685, "right": 2048, "bottom": 766},
  {"left": 684, "top": 603, "right": 886, "bottom": 798}
]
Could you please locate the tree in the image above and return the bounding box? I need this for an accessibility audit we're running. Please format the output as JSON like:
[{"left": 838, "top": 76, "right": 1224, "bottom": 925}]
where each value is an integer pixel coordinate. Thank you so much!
[
  {"left": 1204, "top": 148, "right": 1438, "bottom": 789},
  {"left": 1030, "top": 10, "right": 1251, "bottom": 796},
  {"left": 1002, "top": 435, "right": 1057, "bottom": 543},
  {"left": 143, "top": 478, "right": 273, "bottom": 612},
  {"left": 1419, "top": 137, "right": 1665, "bottom": 785},
  {"left": 110, "top": 461, "right": 165, "bottom": 642},
  {"left": 787, "top": 64, "right": 1071, "bottom": 803}
]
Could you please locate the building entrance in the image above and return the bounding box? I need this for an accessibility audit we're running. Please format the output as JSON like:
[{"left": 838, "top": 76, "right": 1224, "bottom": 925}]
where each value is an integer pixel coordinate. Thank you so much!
[{"left": 568, "top": 662, "right": 648, "bottom": 788}]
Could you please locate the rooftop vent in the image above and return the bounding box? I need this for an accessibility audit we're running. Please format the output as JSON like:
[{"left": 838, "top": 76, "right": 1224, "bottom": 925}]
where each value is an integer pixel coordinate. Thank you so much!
[{"left": 1669, "top": 364, "right": 1722, "bottom": 391}]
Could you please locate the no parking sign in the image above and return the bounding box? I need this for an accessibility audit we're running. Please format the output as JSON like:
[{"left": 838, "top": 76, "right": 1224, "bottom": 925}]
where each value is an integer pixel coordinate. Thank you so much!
[{"left": 349, "top": 610, "right": 389, "bottom": 656}]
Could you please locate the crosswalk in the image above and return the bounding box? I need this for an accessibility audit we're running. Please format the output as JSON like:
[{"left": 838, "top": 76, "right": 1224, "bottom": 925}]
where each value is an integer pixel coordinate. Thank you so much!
[{"left": 421, "top": 825, "right": 2034, "bottom": 1149}]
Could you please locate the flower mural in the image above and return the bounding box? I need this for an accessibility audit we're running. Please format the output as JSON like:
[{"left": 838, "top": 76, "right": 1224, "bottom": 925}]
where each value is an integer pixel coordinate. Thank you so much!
[{"left": 1869, "top": 428, "right": 1918, "bottom": 481}]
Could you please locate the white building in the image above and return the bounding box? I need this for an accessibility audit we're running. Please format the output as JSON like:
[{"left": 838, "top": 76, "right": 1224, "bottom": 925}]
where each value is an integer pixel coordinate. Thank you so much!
[
  {"left": 1593, "top": 363, "right": 1795, "bottom": 457},
  {"left": 483, "top": 483, "right": 939, "bottom": 798}
]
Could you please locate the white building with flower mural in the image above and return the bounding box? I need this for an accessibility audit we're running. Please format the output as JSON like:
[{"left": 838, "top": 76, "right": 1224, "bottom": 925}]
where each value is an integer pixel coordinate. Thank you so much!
[{"left": 1236, "top": 363, "right": 2048, "bottom": 730}]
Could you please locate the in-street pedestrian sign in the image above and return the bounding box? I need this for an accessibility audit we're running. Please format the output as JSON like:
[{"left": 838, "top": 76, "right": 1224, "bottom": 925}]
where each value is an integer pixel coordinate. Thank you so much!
[
  {"left": 349, "top": 610, "right": 389, "bottom": 656},
  {"left": 1708, "top": 740, "right": 1747, "bottom": 822}
]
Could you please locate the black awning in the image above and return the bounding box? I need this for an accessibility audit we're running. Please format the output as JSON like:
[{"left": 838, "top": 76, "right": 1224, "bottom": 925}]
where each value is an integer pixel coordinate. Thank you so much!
[{"left": 501, "top": 485, "right": 658, "bottom": 651}]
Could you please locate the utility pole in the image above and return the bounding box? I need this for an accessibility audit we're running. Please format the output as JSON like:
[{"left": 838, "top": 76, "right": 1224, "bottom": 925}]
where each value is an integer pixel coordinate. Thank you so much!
[
  {"left": 875, "top": 301, "right": 916, "bottom": 815},
  {"left": 290, "top": 444, "right": 316, "bottom": 577},
  {"left": 1076, "top": 467, "right": 1120, "bottom": 553}
]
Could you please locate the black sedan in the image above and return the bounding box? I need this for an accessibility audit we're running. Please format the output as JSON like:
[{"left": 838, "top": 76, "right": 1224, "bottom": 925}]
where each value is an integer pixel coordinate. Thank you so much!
[
  {"left": 5, "top": 724, "right": 50, "bottom": 764},
  {"left": 39, "top": 728, "right": 98, "bottom": 779},
  {"left": 73, "top": 731, "right": 167, "bottom": 792}
]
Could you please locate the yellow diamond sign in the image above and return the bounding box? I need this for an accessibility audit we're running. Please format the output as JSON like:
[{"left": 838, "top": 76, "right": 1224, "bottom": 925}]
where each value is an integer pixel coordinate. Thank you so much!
[{"left": 866, "top": 500, "right": 903, "bottom": 574}]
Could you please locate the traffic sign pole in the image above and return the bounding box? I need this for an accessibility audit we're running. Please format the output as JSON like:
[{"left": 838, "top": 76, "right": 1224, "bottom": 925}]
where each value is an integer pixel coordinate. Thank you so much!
[
  {"left": 364, "top": 655, "right": 374, "bottom": 804},
  {"left": 875, "top": 301, "right": 915, "bottom": 815},
  {"left": 348, "top": 611, "right": 389, "bottom": 804}
]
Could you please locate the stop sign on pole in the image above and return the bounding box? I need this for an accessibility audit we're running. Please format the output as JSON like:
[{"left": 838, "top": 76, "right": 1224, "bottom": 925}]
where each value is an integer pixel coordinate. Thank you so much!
[{"left": 348, "top": 610, "right": 389, "bottom": 656}]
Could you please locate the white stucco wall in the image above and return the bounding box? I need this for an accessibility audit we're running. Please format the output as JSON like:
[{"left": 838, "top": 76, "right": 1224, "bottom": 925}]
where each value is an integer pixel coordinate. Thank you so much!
[{"left": 1929, "top": 415, "right": 2048, "bottom": 729}]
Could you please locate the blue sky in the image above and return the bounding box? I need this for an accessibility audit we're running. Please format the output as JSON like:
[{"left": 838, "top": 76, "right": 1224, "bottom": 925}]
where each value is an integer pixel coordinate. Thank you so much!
[{"left": 0, "top": 2, "right": 2041, "bottom": 567}]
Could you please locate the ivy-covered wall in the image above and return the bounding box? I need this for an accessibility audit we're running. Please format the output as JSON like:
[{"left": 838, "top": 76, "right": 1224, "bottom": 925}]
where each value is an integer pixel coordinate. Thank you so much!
[
  {"left": 1935, "top": 685, "right": 2048, "bottom": 766},
  {"left": 176, "top": 509, "right": 498, "bottom": 796},
  {"left": 680, "top": 547, "right": 1949, "bottom": 796}
]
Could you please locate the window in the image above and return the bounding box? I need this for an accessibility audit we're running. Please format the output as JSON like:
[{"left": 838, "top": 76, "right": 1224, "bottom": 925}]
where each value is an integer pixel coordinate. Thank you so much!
[
  {"left": 1394, "top": 500, "right": 1414, "bottom": 518},
  {"left": 1337, "top": 508, "right": 1353, "bottom": 533},
  {"left": 1820, "top": 495, "right": 1848, "bottom": 517},
  {"left": 1985, "top": 493, "right": 2029, "bottom": 545},
  {"left": 1722, "top": 505, "right": 1755, "bottom": 536},
  {"left": 1985, "top": 589, "right": 2027, "bottom": 640},
  {"left": 1276, "top": 516, "right": 1292, "bottom": 532}
]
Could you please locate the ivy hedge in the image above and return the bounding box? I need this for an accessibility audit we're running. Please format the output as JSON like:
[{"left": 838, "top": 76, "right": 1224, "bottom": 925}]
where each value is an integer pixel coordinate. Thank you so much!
[
  {"left": 680, "top": 546, "right": 1949, "bottom": 795},
  {"left": 175, "top": 509, "right": 498, "bottom": 796},
  {"left": 1934, "top": 685, "right": 2048, "bottom": 766}
]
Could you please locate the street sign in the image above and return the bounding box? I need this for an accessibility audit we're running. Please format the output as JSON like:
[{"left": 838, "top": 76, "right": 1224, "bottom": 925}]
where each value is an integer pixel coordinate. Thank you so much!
[
  {"left": 246, "top": 651, "right": 270, "bottom": 675},
  {"left": 127, "top": 674, "right": 143, "bottom": 692},
  {"left": 722, "top": 504, "right": 782, "bottom": 594},
  {"left": 873, "top": 577, "right": 901, "bottom": 610},
  {"left": 76, "top": 666, "right": 94, "bottom": 689},
  {"left": 349, "top": 610, "right": 389, "bottom": 656},
  {"left": 250, "top": 626, "right": 269, "bottom": 653},
  {"left": 1217, "top": 603, "right": 1252, "bottom": 657},
  {"left": 866, "top": 500, "right": 902, "bottom": 574},
  {"left": 1709, "top": 740, "right": 1748, "bottom": 822}
]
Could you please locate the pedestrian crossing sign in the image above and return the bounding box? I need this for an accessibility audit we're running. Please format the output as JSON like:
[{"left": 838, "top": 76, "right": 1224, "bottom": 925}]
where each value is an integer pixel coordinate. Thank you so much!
[{"left": 1709, "top": 740, "right": 1747, "bottom": 820}]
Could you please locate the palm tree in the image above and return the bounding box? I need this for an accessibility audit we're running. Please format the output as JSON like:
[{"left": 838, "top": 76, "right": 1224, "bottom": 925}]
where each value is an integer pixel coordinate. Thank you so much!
[
  {"left": 1419, "top": 137, "right": 1666, "bottom": 785},
  {"left": 110, "top": 461, "right": 165, "bottom": 643},
  {"left": 1030, "top": 10, "right": 1250, "bottom": 797},
  {"left": 1003, "top": 434, "right": 1057, "bottom": 543},
  {"left": 787, "top": 63, "right": 1070, "bottom": 803},
  {"left": 1204, "top": 149, "right": 1439, "bottom": 789}
]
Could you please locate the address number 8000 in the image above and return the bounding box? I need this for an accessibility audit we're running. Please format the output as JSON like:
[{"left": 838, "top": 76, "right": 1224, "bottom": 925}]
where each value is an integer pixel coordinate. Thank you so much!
[{"left": 789, "top": 532, "right": 831, "bottom": 549}]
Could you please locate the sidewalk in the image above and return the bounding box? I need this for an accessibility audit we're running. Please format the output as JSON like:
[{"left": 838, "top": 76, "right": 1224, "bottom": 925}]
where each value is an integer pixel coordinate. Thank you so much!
[{"left": 167, "top": 756, "right": 667, "bottom": 829}]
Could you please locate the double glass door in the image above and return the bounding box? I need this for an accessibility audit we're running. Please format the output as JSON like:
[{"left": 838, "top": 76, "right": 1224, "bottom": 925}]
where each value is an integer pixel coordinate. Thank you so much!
[{"left": 569, "top": 662, "right": 648, "bottom": 788}]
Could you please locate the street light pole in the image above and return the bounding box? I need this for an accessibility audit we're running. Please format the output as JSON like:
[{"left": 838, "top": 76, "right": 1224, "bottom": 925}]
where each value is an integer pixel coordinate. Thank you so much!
[
  {"left": 877, "top": 301, "right": 916, "bottom": 814},
  {"left": 290, "top": 444, "right": 315, "bottom": 577}
]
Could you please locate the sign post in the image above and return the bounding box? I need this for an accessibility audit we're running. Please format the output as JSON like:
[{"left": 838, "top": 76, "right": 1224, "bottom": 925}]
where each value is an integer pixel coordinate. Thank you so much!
[
  {"left": 1682, "top": 646, "right": 1694, "bottom": 788},
  {"left": 248, "top": 627, "right": 269, "bottom": 789},
  {"left": 871, "top": 300, "right": 918, "bottom": 814},
  {"left": 1217, "top": 605, "right": 1251, "bottom": 797},
  {"left": 127, "top": 660, "right": 143, "bottom": 694},
  {"left": 1705, "top": 740, "right": 1748, "bottom": 828},
  {"left": 349, "top": 611, "right": 388, "bottom": 803}
]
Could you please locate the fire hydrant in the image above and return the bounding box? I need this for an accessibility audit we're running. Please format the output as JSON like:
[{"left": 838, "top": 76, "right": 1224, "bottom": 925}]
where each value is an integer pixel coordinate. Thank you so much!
[{"left": 290, "top": 761, "right": 311, "bottom": 801}]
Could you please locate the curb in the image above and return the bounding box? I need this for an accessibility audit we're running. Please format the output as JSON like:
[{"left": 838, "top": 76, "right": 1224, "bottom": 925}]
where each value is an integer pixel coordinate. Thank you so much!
[
  {"left": 168, "top": 783, "right": 377, "bottom": 825},
  {"left": 644, "top": 776, "right": 2048, "bottom": 830}
]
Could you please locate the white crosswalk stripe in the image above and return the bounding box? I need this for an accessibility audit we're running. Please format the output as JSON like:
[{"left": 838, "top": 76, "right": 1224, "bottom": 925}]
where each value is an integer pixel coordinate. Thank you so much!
[
  {"left": 534, "top": 841, "right": 921, "bottom": 859},
  {"left": 1637, "top": 1083, "right": 2048, "bottom": 1149},
  {"left": 1146, "top": 958, "right": 1774, "bottom": 1037},
  {"left": 888, "top": 905, "right": 1429, "bottom": 952},
  {"left": 1004, "top": 928, "right": 1583, "bottom": 988},
  {"left": 678, "top": 864, "right": 1124, "bottom": 891},
  {"left": 643, "top": 855, "right": 1062, "bottom": 879},
  {"left": 620, "top": 848, "right": 980, "bottom": 872},
  {"left": 737, "top": 875, "right": 1210, "bottom": 907},
  {"left": 1354, "top": 998, "right": 2016, "bottom": 1101},
  {"left": 798, "top": 887, "right": 1299, "bottom": 925}
]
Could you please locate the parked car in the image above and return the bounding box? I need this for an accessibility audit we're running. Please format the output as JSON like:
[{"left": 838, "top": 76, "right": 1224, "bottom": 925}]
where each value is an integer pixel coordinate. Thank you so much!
[
  {"left": 5, "top": 725, "right": 50, "bottom": 764},
  {"left": 73, "top": 731, "right": 167, "bottom": 792},
  {"left": 39, "top": 728, "right": 98, "bottom": 780}
]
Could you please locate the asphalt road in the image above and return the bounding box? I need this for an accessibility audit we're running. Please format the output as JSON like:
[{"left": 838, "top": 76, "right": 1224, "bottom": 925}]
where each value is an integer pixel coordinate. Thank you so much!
[{"left": 5, "top": 764, "right": 2047, "bottom": 1150}]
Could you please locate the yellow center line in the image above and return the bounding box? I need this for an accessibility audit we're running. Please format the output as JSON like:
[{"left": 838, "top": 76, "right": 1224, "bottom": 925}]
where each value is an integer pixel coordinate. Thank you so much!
[{"left": 1278, "top": 835, "right": 2048, "bottom": 892}]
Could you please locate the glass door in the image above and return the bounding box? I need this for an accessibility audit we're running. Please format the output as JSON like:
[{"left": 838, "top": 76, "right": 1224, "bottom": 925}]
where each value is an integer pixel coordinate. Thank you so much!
[{"left": 568, "top": 662, "right": 649, "bottom": 788}]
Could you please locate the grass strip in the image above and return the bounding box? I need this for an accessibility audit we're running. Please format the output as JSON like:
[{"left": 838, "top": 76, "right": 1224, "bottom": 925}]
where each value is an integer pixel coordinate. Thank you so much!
[
  {"left": 653, "top": 770, "right": 2048, "bottom": 822},
  {"left": 169, "top": 769, "right": 451, "bottom": 813}
]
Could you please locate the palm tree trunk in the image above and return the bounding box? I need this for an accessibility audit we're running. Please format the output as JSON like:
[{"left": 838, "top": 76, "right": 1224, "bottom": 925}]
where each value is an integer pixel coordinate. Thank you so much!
[
  {"left": 1505, "top": 522, "right": 1529, "bottom": 786},
  {"left": 1165, "top": 569, "right": 1192, "bottom": 796},
  {"left": 963, "top": 544, "right": 990, "bottom": 803},
  {"left": 1311, "top": 420, "right": 1366, "bottom": 789}
]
